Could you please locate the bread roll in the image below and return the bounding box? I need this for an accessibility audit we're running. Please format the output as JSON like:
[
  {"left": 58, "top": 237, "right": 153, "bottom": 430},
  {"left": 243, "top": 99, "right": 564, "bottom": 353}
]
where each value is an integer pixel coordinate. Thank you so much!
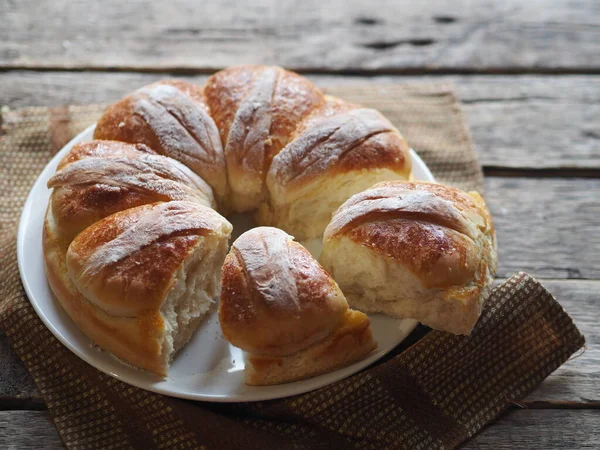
[
  {"left": 204, "top": 65, "right": 325, "bottom": 212},
  {"left": 44, "top": 201, "right": 232, "bottom": 376},
  {"left": 93, "top": 80, "right": 228, "bottom": 205},
  {"left": 320, "top": 181, "right": 497, "bottom": 335},
  {"left": 219, "top": 227, "right": 376, "bottom": 385},
  {"left": 259, "top": 97, "right": 412, "bottom": 240},
  {"left": 48, "top": 140, "right": 215, "bottom": 242}
]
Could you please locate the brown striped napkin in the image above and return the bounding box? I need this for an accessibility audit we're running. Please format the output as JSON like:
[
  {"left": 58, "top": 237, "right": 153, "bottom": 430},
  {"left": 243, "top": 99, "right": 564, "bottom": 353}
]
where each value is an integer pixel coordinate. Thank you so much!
[{"left": 0, "top": 84, "right": 584, "bottom": 449}]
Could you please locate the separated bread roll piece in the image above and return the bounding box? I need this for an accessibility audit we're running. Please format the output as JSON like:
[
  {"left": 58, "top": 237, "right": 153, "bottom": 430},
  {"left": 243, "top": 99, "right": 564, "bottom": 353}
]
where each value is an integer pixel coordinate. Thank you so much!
[
  {"left": 219, "top": 227, "right": 376, "bottom": 385},
  {"left": 259, "top": 97, "right": 412, "bottom": 240},
  {"left": 44, "top": 201, "right": 232, "bottom": 376},
  {"left": 320, "top": 181, "right": 497, "bottom": 335},
  {"left": 93, "top": 80, "right": 228, "bottom": 205},
  {"left": 204, "top": 65, "right": 325, "bottom": 213},
  {"left": 48, "top": 140, "right": 215, "bottom": 242}
]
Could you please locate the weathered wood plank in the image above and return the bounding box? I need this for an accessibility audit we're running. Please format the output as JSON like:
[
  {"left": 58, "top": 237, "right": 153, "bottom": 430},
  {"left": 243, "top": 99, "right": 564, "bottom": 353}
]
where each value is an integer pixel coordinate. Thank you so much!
[
  {"left": 462, "top": 410, "right": 600, "bottom": 449},
  {"left": 1, "top": 72, "right": 599, "bottom": 170},
  {"left": 0, "top": 411, "right": 63, "bottom": 449},
  {"left": 1, "top": 279, "right": 597, "bottom": 405},
  {"left": 1, "top": 0, "right": 599, "bottom": 72},
  {"left": 442, "top": 76, "right": 600, "bottom": 171},
  {"left": 0, "top": 409, "right": 598, "bottom": 450},
  {"left": 486, "top": 177, "right": 600, "bottom": 279}
]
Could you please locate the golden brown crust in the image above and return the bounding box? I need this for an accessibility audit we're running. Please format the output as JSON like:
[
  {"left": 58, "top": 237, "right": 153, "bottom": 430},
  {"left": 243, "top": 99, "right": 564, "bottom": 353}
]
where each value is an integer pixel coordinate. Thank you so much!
[
  {"left": 44, "top": 65, "right": 424, "bottom": 374},
  {"left": 204, "top": 65, "right": 325, "bottom": 211},
  {"left": 268, "top": 98, "right": 411, "bottom": 189},
  {"left": 204, "top": 66, "right": 257, "bottom": 146},
  {"left": 43, "top": 206, "right": 167, "bottom": 376},
  {"left": 92, "top": 69, "right": 412, "bottom": 221},
  {"left": 219, "top": 227, "right": 348, "bottom": 356},
  {"left": 93, "top": 80, "right": 227, "bottom": 202},
  {"left": 245, "top": 310, "right": 377, "bottom": 385},
  {"left": 324, "top": 181, "right": 496, "bottom": 290},
  {"left": 204, "top": 65, "right": 325, "bottom": 165},
  {"left": 48, "top": 140, "right": 215, "bottom": 242},
  {"left": 66, "top": 201, "right": 228, "bottom": 317},
  {"left": 348, "top": 220, "right": 479, "bottom": 289},
  {"left": 219, "top": 227, "right": 377, "bottom": 385},
  {"left": 44, "top": 201, "right": 232, "bottom": 376},
  {"left": 321, "top": 181, "right": 496, "bottom": 334},
  {"left": 57, "top": 140, "right": 157, "bottom": 170}
]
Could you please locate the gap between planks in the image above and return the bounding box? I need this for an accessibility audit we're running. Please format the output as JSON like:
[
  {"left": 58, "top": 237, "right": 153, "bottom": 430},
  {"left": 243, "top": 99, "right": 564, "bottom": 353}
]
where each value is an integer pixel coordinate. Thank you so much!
[
  {"left": 2, "top": 0, "right": 599, "bottom": 73},
  {"left": 483, "top": 168, "right": 600, "bottom": 179},
  {"left": 3, "top": 65, "right": 600, "bottom": 76}
]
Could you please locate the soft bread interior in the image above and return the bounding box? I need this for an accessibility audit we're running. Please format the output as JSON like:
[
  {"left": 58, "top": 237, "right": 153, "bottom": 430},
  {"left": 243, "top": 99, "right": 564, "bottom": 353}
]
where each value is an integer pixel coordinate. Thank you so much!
[
  {"left": 260, "top": 168, "right": 408, "bottom": 240},
  {"left": 46, "top": 201, "right": 231, "bottom": 376},
  {"left": 245, "top": 310, "right": 376, "bottom": 386},
  {"left": 320, "top": 236, "right": 493, "bottom": 335},
  {"left": 160, "top": 233, "right": 230, "bottom": 368},
  {"left": 45, "top": 207, "right": 169, "bottom": 376}
]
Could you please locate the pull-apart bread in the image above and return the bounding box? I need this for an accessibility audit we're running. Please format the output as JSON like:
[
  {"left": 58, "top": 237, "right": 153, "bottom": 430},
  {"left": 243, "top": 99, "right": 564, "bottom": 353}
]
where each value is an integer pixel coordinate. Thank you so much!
[
  {"left": 46, "top": 66, "right": 409, "bottom": 377},
  {"left": 45, "top": 65, "right": 494, "bottom": 381},
  {"left": 219, "top": 227, "right": 377, "bottom": 385},
  {"left": 320, "top": 181, "right": 497, "bottom": 335},
  {"left": 94, "top": 66, "right": 412, "bottom": 238},
  {"left": 44, "top": 140, "right": 232, "bottom": 376}
]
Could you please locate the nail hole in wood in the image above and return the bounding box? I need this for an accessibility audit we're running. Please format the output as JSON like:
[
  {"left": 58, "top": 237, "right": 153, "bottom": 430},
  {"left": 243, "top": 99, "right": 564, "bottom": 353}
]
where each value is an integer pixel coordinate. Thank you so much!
[
  {"left": 355, "top": 17, "right": 380, "bottom": 26},
  {"left": 433, "top": 16, "right": 457, "bottom": 24},
  {"left": 409, "top": 39, "right": 435, "bottom": 46},
  {"left": 362, "top": 39, "right": 435, "bottom": 50}
]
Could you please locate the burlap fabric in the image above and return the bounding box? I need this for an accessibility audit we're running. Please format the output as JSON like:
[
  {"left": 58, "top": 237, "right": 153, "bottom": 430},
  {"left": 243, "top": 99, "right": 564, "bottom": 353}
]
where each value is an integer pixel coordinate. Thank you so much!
[{"left": 0, "top": 84, "right": 583, "bottom": 449}]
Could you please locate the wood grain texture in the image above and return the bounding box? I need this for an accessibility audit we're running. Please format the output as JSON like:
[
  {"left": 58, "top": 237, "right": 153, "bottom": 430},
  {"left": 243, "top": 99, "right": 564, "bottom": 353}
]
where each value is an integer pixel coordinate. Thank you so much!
[
  {"left": 486, "top": 177, "right": 600, "bottom": 279},
  {"left": 1, "top": 72, "right": 599, "bottom": 170},
  {"left": 1, "top": 0, "right": 599, "bottom": 73},
  {"left": 0, "top": 411, "right": 63, "bottom": 449},
  {"left": 1, "top": 409, "right": 598, "bottom": 449},
  {"left": 448, "top": 76, "right": 600, "bottom": 171},
  {"left": 462, "top": 410, "right": 600, "bottom": 449}
]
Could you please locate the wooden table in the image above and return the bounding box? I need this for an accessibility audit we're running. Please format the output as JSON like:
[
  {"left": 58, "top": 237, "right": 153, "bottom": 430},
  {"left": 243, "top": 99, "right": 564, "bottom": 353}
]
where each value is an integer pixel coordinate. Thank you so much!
[{"left": 1, "top": 1, "right": 598, "bottom": 448}]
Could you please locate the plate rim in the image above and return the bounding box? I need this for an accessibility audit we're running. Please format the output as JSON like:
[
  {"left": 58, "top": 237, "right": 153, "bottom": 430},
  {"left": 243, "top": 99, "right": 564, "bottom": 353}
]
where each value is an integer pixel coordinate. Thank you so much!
[{"left": 17, "top": 123, "right": 432, "bottom": 402}]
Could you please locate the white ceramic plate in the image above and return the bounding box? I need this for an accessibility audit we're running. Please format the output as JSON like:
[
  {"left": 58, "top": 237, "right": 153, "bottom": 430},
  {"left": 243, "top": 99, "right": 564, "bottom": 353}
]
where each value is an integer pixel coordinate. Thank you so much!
[{"left": 18, "top": 124, "right": 435, "bottom": 402}]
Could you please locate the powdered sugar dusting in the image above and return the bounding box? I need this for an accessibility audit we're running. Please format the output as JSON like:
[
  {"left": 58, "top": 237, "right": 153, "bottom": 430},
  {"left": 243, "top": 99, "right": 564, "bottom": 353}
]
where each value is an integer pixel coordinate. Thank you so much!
[
  {"left": 49, "top": 153, "right": 214, "bottom": 206},
  {"left": 77, "top": 202, "right": 226, "bottom": 283},
  {"left": 225, "top": 67, "right": 278, "bottom": 177},
  {"left": 269, "top": 108, "right": 395, "bottom": 186},
  {"left": 325, "top": 184, "right": 476, "bottom": 240},
  {"left": 232, "top": 227, "right": 300, "bottom": 311},
  {"left": 132, "top": 84, "right": 225, "bottom": 180}
]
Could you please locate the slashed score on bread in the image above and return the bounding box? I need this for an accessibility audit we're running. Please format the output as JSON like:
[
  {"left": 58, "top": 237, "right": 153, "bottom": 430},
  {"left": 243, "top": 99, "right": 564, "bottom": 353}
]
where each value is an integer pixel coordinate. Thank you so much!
[
  {"left": 219, "top": 227, "right": 377, "bottom": 385},
  {"left": 320, "top": 181, "right": 497, "bottom": 335}
]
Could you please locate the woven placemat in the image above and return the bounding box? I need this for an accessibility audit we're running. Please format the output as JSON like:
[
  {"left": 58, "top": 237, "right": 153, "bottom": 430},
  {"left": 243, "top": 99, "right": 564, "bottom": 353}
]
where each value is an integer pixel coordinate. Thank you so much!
[{"left": 0, "top": 83, "right": 583, "bottom": 449}]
